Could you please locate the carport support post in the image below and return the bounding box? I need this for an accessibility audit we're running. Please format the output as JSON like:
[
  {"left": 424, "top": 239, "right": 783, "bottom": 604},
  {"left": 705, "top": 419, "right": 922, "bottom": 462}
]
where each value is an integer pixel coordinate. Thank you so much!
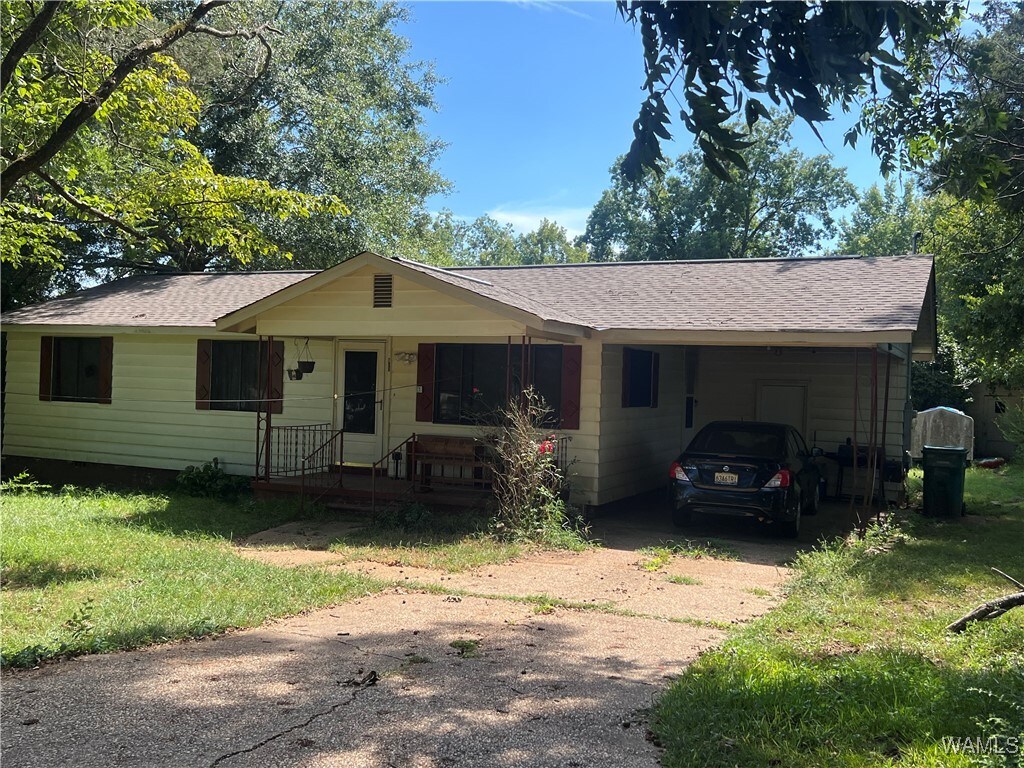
[
  {"left": 850, "top": 349, "right": 861, "bottom": 535},
  {"left": 880, "top": 348, "right": 892, "bottom": 506},
  {"left": 861, "top": 348, "right": 879, "bottom": 527}
]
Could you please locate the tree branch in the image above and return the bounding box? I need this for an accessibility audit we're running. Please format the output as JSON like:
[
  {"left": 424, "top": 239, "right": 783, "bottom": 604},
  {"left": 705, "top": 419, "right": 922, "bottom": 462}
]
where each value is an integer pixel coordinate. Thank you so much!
[
  {"left": 33, "top": 168, "right": 151, "bottom": 242},
  {"left": 1, "top": 0, "right": 65, "bottom": 93},
  {"left": 0, "top": 0, "right": 230, "bottom": 201},
  {"left": 946, "top": 590, "right": 1024, "bottom": 633}
]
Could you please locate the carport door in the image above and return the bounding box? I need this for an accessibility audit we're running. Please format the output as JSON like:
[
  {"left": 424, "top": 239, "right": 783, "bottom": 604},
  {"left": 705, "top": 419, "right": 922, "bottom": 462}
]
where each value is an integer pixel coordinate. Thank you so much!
[{"left": 756, "top": 383, "right": 807, "bottom": 436}]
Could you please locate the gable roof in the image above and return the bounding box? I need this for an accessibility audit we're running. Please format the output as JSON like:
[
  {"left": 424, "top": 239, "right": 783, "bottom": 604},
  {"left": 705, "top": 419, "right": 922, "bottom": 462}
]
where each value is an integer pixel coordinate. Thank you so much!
[
  {"left": 1, "top": 253, "right": 935, "bottom": 341},
  {"left": 0, "top": 271, "right": 315, "bottom": 328},
  {"left": 459, "top": 254, "right": 934, "bottom": 333}
]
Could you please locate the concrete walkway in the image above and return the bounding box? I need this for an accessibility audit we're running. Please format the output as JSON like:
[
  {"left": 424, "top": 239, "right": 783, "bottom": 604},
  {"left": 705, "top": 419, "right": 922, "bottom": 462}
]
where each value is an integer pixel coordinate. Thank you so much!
[{"left": 2, "top": 501, "right": 825, "bottom": 768}]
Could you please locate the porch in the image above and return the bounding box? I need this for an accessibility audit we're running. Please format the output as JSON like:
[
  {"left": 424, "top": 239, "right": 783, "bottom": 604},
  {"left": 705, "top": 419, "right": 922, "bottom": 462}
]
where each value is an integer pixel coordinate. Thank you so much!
[{"left": 252, "top": 420, "right": 571, "bottom": 512}]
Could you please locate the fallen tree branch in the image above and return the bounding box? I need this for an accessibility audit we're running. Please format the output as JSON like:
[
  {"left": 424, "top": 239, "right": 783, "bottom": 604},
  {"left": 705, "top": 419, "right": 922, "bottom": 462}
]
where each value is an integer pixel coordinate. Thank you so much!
[
  {"left": 947, "top": 590, "right": 1024, "bottom": 633},
  {"left": 992, "top": 567, "right": 1024, "bottom": 591}
]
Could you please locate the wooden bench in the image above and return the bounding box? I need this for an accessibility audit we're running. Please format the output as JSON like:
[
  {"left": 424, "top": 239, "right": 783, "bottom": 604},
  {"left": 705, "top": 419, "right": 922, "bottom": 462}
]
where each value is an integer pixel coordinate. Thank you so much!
[{"left": 410, "top": 435, "right": 492, "bottom": 489}]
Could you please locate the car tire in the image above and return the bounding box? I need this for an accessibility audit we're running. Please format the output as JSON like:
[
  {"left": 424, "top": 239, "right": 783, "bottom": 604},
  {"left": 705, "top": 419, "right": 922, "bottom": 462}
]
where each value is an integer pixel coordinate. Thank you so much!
[
  {"left": 779, "top": 506, "right": 801, "bottom": 539},
  {"left": 672, "top": 505, "right": 693, "bottom": 528},
  {"left": 804, "top": 484, "right": 820, "bottom": 516}
]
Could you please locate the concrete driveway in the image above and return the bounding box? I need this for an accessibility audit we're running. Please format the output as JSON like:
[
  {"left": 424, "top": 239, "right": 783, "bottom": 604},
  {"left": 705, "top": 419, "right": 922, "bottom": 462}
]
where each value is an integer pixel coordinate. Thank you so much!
[{"left": 2, "top": 495, "right": 848, "bottom": 768}]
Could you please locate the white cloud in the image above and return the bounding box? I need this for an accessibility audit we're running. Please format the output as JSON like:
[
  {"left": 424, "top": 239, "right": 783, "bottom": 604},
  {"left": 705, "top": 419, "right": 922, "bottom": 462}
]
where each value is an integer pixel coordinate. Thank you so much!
[{"left": 486, "top": 204, "right": 592, "bottom": 239}]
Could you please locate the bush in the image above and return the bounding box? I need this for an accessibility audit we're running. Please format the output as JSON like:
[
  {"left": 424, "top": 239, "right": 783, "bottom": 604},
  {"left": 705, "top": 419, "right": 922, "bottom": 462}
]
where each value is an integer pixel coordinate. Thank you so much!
[
  {"left": 996, "top": 402, "right": 1024, "bottom": 450},
  {"left": 174, "top": 459, "right": 250, "bottom": 499},
  {"left": 480, "top": 389, "right": 589, "bottom": 549}
]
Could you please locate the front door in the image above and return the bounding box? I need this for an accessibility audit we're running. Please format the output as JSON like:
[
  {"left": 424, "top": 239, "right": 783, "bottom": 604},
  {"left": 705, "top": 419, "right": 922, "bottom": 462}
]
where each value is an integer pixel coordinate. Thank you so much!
[{"left": 335, "top": 342, "right": 386, "bottom": 466}]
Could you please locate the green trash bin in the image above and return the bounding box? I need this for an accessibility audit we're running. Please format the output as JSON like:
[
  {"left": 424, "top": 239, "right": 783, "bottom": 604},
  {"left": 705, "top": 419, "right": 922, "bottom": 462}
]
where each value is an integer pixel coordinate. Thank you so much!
[{"left": 922, "top": 445, "right": 968, "bottom": 517}]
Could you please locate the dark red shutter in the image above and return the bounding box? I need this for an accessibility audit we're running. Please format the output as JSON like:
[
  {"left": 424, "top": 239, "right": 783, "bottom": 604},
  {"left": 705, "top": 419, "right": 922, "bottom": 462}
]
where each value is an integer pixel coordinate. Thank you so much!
[
  {"left": 39, "top": 336, "right": 53, "bottom": 401},
  {"left": 621, "top": 347, "right": 631, "bottom": 408},
  {"left": 416, "top": 343, "right": 436, "bottom": 422},
  {"left": 97, "top": 336, "right": 113, "bottom": 404},
  {"left": 195, "top": 339, "right": 212, "bottom": 410},
  {"left": 267, "top": 339, "right": 284, "bottom": 415},
  {"left": 650, "top": 352, "right": 660, "bottom": 408},
  {"left": 560, "top": 345, "right": 582, "bottom": 430}
]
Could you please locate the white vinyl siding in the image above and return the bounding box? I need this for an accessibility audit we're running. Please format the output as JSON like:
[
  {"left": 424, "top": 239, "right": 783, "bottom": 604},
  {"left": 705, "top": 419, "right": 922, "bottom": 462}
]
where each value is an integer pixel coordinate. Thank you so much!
[
  {"left": 595, "top": 345, "right": 687, "bottom": 505},
  {"left": 2, "top": 332, "right": 334, "bottom": 476}
]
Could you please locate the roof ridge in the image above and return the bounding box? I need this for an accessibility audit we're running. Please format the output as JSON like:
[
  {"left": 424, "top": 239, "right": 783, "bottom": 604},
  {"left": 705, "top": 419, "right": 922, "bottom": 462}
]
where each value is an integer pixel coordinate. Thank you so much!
[{"left": 452, "top": 253, "right": 929, "bottom": 270}]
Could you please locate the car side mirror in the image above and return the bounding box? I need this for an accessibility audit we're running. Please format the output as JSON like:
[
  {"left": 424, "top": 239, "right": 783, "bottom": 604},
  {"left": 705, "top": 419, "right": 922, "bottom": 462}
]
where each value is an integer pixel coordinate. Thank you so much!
[{"left": 811, "top": 447, "right": 824, "bottom": 458}]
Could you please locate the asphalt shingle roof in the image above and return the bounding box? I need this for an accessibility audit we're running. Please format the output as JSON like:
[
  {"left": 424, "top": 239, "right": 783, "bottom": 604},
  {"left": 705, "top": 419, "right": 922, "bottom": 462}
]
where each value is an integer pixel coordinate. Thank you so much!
[
  {"left": 1, "top": 271, "right": 315, "bottom": 328},
  {"left": 1, "top": 254, "right": 933, "bottom": 335},
  {"left": 452, "top": 254, "right": 934, "bottom": 333}
]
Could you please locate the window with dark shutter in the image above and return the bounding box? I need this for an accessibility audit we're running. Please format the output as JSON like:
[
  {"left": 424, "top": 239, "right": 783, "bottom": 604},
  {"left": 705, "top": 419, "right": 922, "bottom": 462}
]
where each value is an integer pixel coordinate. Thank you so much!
[
  {"left": 429, "top": 343, "right": 570, "bottom": 426},
  {"left": 40, "top": 336, "right": 113, "bottom": 404},
  {"left": 373, "top": 274, "right": 393, "bottom": 308},
  {"left": 197, "top": 339, "right": 283, "bottom": 413},
  {"left": 621, "top": 347, "right": 659, "bottom": 408}
]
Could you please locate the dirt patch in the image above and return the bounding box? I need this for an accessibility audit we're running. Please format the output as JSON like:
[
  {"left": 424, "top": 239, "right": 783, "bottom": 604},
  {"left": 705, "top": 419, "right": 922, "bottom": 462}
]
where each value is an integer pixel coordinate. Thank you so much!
[{"left": 239, "top": 520, "right": 364, "bottom": 549}]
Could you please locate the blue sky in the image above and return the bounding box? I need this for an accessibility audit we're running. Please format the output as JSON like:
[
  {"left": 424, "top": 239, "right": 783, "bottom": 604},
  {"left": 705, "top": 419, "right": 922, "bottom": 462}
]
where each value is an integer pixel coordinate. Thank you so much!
[{"left": 398, "top": 1, "right": 892, "bottom": 238}]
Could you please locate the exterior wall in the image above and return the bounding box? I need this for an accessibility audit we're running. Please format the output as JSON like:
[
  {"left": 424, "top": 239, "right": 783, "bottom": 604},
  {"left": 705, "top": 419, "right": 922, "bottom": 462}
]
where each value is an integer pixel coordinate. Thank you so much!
[
  {"left": 692, "top": 347, "right": 908, "bottom": 460},
  {"left": 255, "top": 266, "right": 525, "bottom": 338},
  {"left": 595, "top": 345, "right": 687, "bottom": 506},
  {"left": 2, "top": 326, "right": 913, "bottom": 507},
  {"left": 2, "top": 331, "right": 334, "bottom": 476},
  {"left": 966, "top": 383, "right": 1021, "bottom": 458},
  {"left": 385, "top": 336, "right": 603, "bottom": 506}
]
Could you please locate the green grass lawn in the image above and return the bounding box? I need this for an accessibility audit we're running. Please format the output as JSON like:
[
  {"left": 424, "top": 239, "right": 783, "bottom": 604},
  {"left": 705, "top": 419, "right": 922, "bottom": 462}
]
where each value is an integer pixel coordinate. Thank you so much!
[
  {"left": 318, "top": 503, "right": 589, "bottom": 572},
  {"left": 652, "top": 464, "right": 1024, "bottom": 767},
  {"left": 1, "top": 487, "right": 379, "bottom": 667}
]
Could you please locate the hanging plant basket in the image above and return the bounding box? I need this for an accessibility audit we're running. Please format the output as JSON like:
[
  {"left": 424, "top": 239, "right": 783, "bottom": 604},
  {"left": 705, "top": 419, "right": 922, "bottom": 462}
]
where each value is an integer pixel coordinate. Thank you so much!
[
  {"left": 296, "top": 338, "right": 316, "bottom": 374},
  {"left": 287, "top": 368, "right": 304, "bottom": 381}
]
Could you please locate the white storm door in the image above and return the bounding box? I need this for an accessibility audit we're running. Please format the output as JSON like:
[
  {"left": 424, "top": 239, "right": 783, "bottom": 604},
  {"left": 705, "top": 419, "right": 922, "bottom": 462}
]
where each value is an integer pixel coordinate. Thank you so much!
[{"left": 335, "top": 342, "right": 386, "bottom": 465}]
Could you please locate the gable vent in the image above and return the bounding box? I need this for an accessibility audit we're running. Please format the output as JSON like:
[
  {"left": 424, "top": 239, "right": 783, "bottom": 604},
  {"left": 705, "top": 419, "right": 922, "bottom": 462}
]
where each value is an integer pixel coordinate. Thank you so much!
[{"left": 373, "top": 273, "right": 393, "bottom": 308}]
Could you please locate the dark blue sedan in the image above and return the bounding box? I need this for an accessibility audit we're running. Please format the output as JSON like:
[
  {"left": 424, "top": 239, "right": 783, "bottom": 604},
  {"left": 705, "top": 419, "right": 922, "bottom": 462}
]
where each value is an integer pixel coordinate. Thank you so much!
[{"left": 670, "top": 421, "right": 821, "bottom": 538}]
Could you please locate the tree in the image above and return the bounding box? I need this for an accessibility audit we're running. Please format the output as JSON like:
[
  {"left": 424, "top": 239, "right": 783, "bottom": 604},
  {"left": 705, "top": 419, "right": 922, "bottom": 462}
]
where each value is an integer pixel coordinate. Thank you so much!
[
  {"left": 580, "top": 115, "right": 856, "bottom": 261},
  {"left": 423, "top": 213, "right": 585, "bottom": 267},
  {"left": 925, "top": 196, "right": 1024, "bottom": 388},
  {"left": 617, "top": 1, "right": 961, "bottom": 181},
  {"left": 839, "top": 180, "right": 927, "bottom": 257},
  {"left": 869, "top": 2, "right": 1024, "bottom": 215},
  {"left": 177, "top": 0, "right": 448, "bottom": 269},
  {"left": 1, "top": 0, "right": 343, "bottom": 273},
  {"left": 517, "top": 219, "right": 588, "bottom": 265}
]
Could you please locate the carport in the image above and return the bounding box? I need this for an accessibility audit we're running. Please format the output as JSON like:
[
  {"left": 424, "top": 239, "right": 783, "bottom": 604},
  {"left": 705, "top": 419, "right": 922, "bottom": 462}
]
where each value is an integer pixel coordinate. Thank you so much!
[{"left": 575, "top": 255, "right": 938, "bottom": 518}]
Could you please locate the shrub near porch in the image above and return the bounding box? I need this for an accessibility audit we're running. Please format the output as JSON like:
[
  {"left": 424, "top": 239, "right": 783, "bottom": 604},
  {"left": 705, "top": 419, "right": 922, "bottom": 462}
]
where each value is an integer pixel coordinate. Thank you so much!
[
  {"left": 0, "top": 487, "right": 379, "bottom": 667},
  {"left": 652, "top": 465, "right": 1024, "bottom": 767}
]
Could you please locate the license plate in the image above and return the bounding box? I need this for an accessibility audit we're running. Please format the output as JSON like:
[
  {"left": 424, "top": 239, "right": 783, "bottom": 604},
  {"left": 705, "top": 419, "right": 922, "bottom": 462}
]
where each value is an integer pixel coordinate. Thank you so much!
[{"left": 714, "top": 472, "right": 739, "bottom": 485}]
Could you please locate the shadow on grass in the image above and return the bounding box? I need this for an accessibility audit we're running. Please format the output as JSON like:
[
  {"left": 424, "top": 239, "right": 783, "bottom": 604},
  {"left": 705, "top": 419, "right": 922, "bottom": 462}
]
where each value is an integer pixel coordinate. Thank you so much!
[
  {"left": 100, "top": 493, "right": 304, "bottom": 541},
  {"left": 0, "top": 560, "right": 106, "bottom": 590},
  {"left": 654, "top": 645, "right": 1024, "bottom": 768},
  {"left": 853, "top": 510, "right": 1024, "bottom": 600}
]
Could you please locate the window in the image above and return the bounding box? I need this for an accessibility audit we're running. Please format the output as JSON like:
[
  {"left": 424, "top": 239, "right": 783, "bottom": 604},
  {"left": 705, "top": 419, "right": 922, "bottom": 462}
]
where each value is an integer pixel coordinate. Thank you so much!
[
  {"left": 196, "top": 339, "right": 284, "bottom": 413},
  {"left": 621, "top": 348, "right": 659, "bottom": 408},
  {"left": 432, "top": 343, "right": 563, "bottom": 425},
  {"left": 39, "top": 336, "right": 112, "bottom": 404}
]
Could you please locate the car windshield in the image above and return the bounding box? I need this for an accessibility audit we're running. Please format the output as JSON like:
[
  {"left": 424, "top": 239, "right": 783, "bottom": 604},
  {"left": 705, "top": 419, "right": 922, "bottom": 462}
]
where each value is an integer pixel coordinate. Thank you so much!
[{"left": 689, "top": 426, "right": 783, "bottom": 457}]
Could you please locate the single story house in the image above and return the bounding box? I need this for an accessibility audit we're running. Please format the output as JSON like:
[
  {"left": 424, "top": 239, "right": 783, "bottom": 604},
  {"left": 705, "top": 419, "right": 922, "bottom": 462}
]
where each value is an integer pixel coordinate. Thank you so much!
[{"left": 0, "top": 251, "right": 937, "bottom": 508}]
